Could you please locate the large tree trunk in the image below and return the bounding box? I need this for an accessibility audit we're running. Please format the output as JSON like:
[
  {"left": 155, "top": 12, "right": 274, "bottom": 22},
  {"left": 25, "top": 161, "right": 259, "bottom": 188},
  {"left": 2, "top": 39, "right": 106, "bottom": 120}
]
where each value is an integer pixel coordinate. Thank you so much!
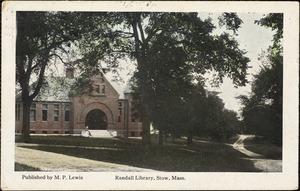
[
  {"left": 22, "top": 99, "right": 31, "bottom": 143},
  {"left": 139, "top": 73, "right": 151, "bottom": 145},
  {"left": 141, "top": 104, "right": 151, "bottom": 145},
  {"left": 159, "top": 130, "right": 163, "bottom": 145},
  {"left": 17, "top": 50, "right": 47, "bottom": 143},
  {"left": 130, "top": 14, "right": 152, "bottom": 145}
]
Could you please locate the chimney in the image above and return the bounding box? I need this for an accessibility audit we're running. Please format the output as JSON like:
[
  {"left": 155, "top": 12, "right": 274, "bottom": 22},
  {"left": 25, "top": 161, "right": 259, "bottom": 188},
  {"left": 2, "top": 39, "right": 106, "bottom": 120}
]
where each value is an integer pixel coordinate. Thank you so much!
[{"left": 66, "top": 68, "right": 74, "bottom": 79}]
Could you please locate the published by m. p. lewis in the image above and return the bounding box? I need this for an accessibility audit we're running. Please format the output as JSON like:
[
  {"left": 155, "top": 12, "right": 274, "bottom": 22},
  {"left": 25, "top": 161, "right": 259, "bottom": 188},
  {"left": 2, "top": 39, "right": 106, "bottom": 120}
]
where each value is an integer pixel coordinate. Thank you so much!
[
  {"left": 22, "top": 174, "right": 83, "bottom": 180},
  {"left": 115, "top": 175, "right": 186, "bottom": 181}
]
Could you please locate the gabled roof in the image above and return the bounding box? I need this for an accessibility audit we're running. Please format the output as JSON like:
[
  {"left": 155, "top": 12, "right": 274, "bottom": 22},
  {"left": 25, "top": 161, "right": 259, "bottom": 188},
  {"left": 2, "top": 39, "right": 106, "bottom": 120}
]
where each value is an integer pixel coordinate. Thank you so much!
[
  {"left": 91, "top": 72, "right": 120, "bottom": 97},
  {"left": 16, "top": 72, "right": 124, "bottom": 102},
  {"left": 34, "top": 76, "right": 75, "bottom": 102},
  {"left": 15, "top": 76, "right": 75, "bottom": 102}
]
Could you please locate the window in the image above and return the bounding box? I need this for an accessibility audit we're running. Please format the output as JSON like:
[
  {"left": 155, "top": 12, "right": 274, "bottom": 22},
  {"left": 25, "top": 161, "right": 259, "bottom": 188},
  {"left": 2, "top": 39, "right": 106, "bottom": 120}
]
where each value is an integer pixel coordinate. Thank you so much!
[
  {"left": 95, "top": 85, "right": 100, "bottom": 93},
  {"left": 118, "top": 102, "right": 122, "bottom": 122},
  {"left": 15, "top": 103, "right": 21, "bottom": 121},
  {"left": 118, "top": 108, "right": 122, "bottom": 122},
  {"left": 102, "top": 85, "right": 106, "bottom": 94},
  {"left": 42, "top": 104, "right": 48, "bottom": 121},
  {"left": 131, "top": 108, "right": 136, "bottom": 122},
  {"left": 54, "top": 104, "right": 59, "bottom": 121},
  {"left": 94, "top": 84, "right": 105, "bottom": 94},
  {"left": 131, "top": 132, "right": 135, "bottom": 137},
  {"left": 131, "top": 116, "right": 135, "bottom": 122},
  {"left": 30, "top": 103, "right": 36, "bottom": 121},
  {"left": 64, "top": 104, "right": 70, "bottom": 121}
]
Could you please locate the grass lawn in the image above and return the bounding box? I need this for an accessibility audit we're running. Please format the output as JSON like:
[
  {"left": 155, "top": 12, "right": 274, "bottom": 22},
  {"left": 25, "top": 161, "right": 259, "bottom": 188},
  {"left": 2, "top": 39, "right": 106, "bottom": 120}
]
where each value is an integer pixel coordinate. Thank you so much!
[
  {"left": 15, "top": 162, "right": 40, "bottom": 171},
  {"left": 243, "top": 137, "right": 282, "bottom": 160},
  {"left": 17, "top": 135, "right": 259, "bottom": 172}
]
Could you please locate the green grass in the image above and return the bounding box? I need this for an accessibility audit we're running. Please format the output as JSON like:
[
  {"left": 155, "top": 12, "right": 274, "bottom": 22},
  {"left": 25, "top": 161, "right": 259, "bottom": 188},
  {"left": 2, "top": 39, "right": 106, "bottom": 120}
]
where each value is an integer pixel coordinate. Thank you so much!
[
  {"left": 244, "top": 137, "right": 282, "bottom": 160},
  {"left": 18, "top": 135, "right": 260, "bottom": 172},
  {"left": 16, "top": 135, "right": 142, "bottom": 148},
  {"left": 15, "top": 162, "right": 41, "bottom": 171}
]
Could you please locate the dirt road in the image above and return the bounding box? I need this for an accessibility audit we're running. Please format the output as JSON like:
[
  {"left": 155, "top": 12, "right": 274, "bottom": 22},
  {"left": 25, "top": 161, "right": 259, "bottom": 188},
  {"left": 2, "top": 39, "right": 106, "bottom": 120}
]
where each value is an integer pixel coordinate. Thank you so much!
[
  {"left": 233, "top": 135, "right": 263, "bottom": 158},
  {"left": 232, "top": 134, "right": 282, "bottom": 172}
]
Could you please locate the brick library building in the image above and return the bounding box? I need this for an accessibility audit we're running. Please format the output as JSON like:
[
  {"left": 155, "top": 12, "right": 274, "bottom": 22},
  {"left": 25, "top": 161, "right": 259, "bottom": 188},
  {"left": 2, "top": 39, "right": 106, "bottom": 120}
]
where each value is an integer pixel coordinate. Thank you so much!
[{"left": 15, "top": 68, "right": 142, "bottom": 137}]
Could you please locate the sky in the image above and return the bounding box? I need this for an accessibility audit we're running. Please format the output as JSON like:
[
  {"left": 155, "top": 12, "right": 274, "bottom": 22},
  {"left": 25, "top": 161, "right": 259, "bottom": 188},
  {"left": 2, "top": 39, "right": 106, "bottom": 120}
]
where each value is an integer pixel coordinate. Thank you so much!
[{"left": 198, "top": 13, "right": 275, "bottom": 114}]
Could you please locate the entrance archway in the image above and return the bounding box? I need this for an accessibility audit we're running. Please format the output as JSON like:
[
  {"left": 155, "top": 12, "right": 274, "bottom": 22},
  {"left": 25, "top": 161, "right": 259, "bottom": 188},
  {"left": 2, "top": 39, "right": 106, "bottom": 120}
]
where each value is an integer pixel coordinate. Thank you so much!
[{"left": 85, "top": 109, "right": 108, "bottom": 130}]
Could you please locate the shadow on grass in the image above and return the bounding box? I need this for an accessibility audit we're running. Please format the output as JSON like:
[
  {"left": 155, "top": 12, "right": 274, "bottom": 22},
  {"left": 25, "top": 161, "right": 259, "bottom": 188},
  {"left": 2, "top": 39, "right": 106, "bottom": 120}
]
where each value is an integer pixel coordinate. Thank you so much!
[
  {"left": 243, "top": 137, "right": 282, "bottom": 160},
  {"left": 15, "top": 162, "right": 41, "bottom": 171},
  {"left": 17, "top": 136, "right": 260, "bottom": 172}
]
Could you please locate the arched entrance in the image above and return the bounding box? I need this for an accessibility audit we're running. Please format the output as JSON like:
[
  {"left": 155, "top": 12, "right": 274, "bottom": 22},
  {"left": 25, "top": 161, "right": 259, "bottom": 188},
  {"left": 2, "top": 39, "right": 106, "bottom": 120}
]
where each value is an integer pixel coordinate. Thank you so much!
[{"left": 85, "top": 109, "right": 108, "bottom": 130}]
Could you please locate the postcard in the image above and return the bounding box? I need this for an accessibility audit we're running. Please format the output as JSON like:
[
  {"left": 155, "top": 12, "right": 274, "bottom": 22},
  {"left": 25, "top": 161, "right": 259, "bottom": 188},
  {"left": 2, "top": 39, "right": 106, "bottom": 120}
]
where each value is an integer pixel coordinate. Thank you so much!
[{"left": 1, "top": 1, "right": 299, "bottom": 190}]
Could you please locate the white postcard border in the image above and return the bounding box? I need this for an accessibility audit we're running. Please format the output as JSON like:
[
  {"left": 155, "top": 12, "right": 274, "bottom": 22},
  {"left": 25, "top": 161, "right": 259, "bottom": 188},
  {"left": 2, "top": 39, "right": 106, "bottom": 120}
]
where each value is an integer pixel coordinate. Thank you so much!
[{"left": 1, "top": 1, "right": 299, "bottom": 190}]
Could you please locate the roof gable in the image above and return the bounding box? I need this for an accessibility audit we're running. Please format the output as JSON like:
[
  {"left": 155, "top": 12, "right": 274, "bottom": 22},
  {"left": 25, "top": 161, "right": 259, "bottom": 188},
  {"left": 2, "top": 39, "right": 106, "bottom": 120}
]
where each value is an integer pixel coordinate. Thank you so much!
[
  {"left": 90, "top": 72, "right": 120, "bottom": 98},
  {"left": 16, "top": 71, "right": 122, "bottom": 102}
]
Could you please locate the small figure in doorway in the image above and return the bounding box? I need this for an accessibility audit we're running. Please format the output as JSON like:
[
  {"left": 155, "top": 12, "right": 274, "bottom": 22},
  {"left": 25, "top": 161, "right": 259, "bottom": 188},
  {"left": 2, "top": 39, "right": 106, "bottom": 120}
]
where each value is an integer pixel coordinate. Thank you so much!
[{"left": 85, "top": 126, "right": 92, "bottom": 137}]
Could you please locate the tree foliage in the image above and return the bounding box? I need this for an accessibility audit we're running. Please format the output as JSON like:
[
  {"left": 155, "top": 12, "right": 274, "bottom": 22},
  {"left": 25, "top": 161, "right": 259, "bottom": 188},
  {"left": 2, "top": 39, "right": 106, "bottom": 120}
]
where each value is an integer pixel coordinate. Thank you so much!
[
  {"left": 218, "top": 12, "right": 243, "bottom": 34},
  {"left": 189, "top": 91, "right": 241, "bottom": 141}
]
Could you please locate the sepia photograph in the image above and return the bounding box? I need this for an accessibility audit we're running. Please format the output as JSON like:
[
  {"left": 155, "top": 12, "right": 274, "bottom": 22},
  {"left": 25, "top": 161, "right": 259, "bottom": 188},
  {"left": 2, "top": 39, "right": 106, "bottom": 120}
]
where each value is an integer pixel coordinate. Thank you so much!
[{"left": 1, "top": 1, "right": 299, "bottom": 190}]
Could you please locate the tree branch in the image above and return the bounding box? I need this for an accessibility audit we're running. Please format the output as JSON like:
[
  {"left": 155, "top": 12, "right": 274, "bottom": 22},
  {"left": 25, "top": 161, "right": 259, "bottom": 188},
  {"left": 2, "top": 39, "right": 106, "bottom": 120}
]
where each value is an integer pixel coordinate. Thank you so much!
[
  {"left": 29, "top": 56, "right": 48, "bottom": 100},
  {"left": 137, "top": 18, "right": 146, "bottom": 43},
  {"left": 145, "top": 28, "right": 162, "bottom": 43},
  {"left": 49, "top": 53, "right": 68, "bottom": 64}
]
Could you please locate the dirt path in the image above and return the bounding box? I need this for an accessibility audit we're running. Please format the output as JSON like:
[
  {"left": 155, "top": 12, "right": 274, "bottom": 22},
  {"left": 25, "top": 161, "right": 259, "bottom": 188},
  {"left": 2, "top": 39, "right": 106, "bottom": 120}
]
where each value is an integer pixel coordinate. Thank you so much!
[
  {"left": 15, "top": 146, "right": 157, "bottom": 172},
  {"left": 247, "top": 158, "right": 282, "bottom": 172},
  {"left": 232, "top": 134, "right": 282, "bottom": 172},
  {"left": 233, "top": 135, "right": 263, "bottom": 158}
]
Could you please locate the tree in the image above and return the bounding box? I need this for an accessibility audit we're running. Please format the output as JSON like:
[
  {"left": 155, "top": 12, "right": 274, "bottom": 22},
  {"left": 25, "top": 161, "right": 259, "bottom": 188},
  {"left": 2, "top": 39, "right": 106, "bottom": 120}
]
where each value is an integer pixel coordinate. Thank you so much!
[
  {"left": 137, "top": 33, "right": 195, "bottom": 145},
  {"left": 239, "top": 13, "right": 283, "bottom": 146},
  {"left": 218, "top": 109, "right": 241, "bottom": 139},
  {"left": 198, "top": 93, "right": 225, "bottom": 140},
  {"left": 186, "top": 88, "right": 241, "bottom": 142},
  {"left": 16, "top": 12, "right": 109, "bottom": 142},
  {"left": 99, "top": 12, "right": 250, "bottom": 144}
]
